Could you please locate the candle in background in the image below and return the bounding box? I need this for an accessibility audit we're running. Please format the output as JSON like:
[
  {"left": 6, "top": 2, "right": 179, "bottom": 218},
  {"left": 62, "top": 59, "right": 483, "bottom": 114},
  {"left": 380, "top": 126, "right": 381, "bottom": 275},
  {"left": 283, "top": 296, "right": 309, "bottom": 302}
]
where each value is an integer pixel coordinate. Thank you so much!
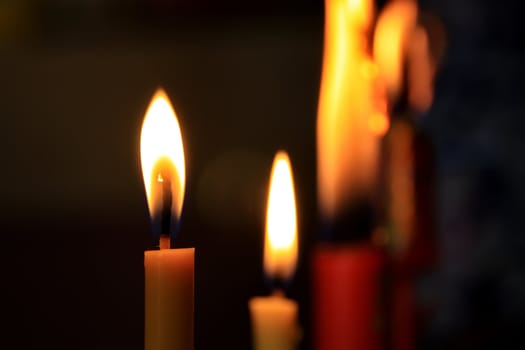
[
  {"left": 374, "top": 2, "right": 445, "bottom": 348},
  {"left": 249, "top": 151, "right": 301, "bottom": 350},
  {"left": 313, "top": 0, "right": 389, "bottom": 349},
  {"left": 140, "top": 88, "right": 194, "bottom": 350}
]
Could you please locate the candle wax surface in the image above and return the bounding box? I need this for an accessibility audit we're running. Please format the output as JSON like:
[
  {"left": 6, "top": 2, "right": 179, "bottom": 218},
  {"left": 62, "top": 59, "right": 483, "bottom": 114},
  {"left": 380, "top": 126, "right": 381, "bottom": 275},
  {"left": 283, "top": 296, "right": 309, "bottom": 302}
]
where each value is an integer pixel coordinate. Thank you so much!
[
  {"left": 313, "top": 243, "right": 385, "bottom": 350},
  {"left": 145, "top": 247, "right": 194, "bottom": 350},
  {"left": 249, "top": 294, "right": 300, "bottom": 350}
]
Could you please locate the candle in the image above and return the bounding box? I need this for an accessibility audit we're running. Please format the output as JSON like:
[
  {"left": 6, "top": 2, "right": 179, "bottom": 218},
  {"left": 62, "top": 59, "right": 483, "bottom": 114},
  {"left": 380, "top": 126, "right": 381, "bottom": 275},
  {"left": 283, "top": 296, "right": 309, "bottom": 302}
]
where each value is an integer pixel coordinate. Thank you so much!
[
  {"left": 313, "top": 243, "right": 386, "bottom": 350},
  {"left": 140, "top": 88, "right": 194, "bottom": 350},
  {"left": 374, "top": 2, "right": 442, "bottom": 349},
  {"left": 249, "top": 151, "right": 301, "bottom": 350},
  {"left": 313, "top": 0, "right": 389, "bottom": 348},
  {"left": 373, "top": 1, "right": 443, "bottom": 266}
]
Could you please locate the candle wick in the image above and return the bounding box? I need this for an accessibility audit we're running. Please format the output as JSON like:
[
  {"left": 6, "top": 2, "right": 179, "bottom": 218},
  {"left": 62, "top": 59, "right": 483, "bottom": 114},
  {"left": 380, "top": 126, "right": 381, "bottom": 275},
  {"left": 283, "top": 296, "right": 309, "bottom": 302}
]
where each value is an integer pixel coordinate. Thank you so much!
[
  {"left": 159, "top": 236, "right": 170, "bottom": 250},
  {"left": 272, "top": 289, "right": 285, "bottom": 298},
  {"left": 159, "top": 171, "right": 172, "bottom": 249}
]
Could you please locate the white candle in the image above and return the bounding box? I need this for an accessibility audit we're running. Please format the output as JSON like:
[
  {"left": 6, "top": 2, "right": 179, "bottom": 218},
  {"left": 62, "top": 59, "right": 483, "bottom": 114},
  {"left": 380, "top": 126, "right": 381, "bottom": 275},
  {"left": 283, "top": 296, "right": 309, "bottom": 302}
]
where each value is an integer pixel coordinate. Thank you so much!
[
  {"left": 140, "top": 88, "right": 194, "bottom": 350},
  {"left": 249, "top": 151, "right": 301, "bottom": 350}
]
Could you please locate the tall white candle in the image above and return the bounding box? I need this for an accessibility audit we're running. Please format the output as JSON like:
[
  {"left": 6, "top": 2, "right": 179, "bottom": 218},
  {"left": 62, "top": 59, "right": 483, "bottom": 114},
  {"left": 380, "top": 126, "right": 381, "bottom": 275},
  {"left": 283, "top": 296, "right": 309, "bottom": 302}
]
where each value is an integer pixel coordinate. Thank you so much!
[{"left": 140, "top": 88, "right": 194, "bottom": 350}]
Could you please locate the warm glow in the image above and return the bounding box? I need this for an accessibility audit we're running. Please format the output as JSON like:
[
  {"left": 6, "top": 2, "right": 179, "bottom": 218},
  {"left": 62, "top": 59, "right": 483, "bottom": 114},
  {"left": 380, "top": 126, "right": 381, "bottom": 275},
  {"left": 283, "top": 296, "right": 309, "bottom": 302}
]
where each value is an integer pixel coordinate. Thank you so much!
[
  {"left": 264, "top": 151, "right": 298, "bottom": 282},
  {"left": 140, "top": 88, "right": 186, "bottom": 223},
  {"left": 346, "top": 0, "right": 375, "bottom": 30},
  {"left": 407, "top": 26, "right": 434, "bottom": 112},
  {"left": 373, "top": 0, "right": 418, "bottom": 101},
  {"left": 368, "top": 112, "right": 390, "bottom": 136},
  {"left": 317, "top": 0, "right": 379, "bottom": 219},
  {"left": 361, "top": 60, "right": 379, "bottom": 80}
]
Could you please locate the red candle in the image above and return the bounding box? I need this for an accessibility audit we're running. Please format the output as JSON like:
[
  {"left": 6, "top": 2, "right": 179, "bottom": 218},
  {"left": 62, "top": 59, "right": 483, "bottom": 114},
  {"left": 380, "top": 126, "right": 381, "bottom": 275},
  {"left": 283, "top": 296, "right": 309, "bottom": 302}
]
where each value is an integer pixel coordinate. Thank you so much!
[
  {"left": 312, "top": 243, "right": 385, "bottom": 350},
  {"left": 314, "top": 0, "right": 388, "bottom": 348}
]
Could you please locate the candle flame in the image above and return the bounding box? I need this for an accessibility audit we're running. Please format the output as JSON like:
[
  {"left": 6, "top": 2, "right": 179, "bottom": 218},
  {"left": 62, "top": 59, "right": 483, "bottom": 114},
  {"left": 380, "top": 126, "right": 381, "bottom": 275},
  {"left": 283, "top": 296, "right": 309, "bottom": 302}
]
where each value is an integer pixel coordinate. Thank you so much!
[
  {"left": 373, "top": 0, "right": 418, "bottom": 102},
  {"left": 345, "top": 0, "right": 375, "bottom": 31},
  {"left": 368, "top": 112, "right": 390, "bottom": 136},
  {"left": 264, "top": 151, "right": 298, "bottom": 282},
  {"left": 140, "top": 88, "right": 186, "bottom": 237},
  {"left": 317, "top": 0, "right": 381, "bottom": 220},
  {"left": 406, "top": 25, "right": 434, "bottom": 112}
]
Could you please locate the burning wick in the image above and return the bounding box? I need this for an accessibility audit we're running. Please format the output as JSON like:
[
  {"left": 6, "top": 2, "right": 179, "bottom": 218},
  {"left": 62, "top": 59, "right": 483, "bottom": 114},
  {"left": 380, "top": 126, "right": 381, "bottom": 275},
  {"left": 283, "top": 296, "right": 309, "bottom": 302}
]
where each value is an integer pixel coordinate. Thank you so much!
[
  {"left": 157, "top": 172, "right": 173, "bottom": 249},
  {"left": 140, "top": 88, "right": 186, "bottom": 251},
  {"left": 267, "top": 276, "right": 288, "bottom": 297},
  {"left": 141, "top": 87, "right": 194, "bottom": 350},
  {"left": 149, "top": 157, "right": 180, "bottom": 250}
]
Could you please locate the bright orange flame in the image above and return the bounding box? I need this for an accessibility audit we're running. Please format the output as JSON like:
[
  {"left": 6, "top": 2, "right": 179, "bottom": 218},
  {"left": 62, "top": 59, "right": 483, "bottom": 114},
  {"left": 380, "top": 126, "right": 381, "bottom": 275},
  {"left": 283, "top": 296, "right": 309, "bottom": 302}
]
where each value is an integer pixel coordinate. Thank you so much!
[
  {"left": 140, "top": 88, "right": 186, "bottom": 222},
  {"left": 264, "top": 151, "right": 298, "bottom": 282},
  {"left": 373, "top": 0, "right": 418, "bottom": 101},
  {"left": 346, "top": 0, "right": 375, "bottom": 31},
  {"left": 361, "top": 60, "right": 379, "bottom": 80},
  {"left": 317, "top": 0, "right": 379, "bottom": 219},
  {"left": 368, "top": 112, "right": 390, "bottom": 136}
]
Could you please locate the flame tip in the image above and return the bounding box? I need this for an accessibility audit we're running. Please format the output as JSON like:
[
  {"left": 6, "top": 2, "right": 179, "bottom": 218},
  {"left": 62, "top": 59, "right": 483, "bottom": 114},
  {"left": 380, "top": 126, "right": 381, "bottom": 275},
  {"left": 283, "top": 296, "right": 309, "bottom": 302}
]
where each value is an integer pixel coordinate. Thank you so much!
[
  {"left": 140, "top": 87, "right": 186, "bottom": 239},
  {"left": 151, "top": 87, "right": 169, "bottom": 101}
]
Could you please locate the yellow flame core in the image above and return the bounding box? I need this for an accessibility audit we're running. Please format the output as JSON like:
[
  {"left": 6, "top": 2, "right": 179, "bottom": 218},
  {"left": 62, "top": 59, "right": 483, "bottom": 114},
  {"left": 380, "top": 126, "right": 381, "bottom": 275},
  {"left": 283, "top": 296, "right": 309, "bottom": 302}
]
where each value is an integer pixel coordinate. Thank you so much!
[
  {"left": 140, "top": 88, "right": 186, "bottom": 221},
  {"left": 264, "top": 151, "right": 298, "bottom": 282},
  {"left": 373, "top": 0, "right": 418, "bottom": 101}
]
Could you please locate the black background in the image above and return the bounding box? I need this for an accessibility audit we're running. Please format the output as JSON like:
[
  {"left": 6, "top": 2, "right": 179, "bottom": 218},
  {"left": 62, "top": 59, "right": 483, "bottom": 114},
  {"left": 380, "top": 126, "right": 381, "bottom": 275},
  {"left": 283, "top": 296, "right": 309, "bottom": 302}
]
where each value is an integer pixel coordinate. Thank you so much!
[{"left": 1, "top": 0, "right": 524, "bottom": 349}]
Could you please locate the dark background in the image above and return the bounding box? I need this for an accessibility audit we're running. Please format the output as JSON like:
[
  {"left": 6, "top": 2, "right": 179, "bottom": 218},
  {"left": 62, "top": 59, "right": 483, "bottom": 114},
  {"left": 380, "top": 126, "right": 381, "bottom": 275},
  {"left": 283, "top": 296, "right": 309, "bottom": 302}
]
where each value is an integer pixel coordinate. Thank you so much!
[{"left": 1, "top": 0, "right": 524, "bottom": 349}]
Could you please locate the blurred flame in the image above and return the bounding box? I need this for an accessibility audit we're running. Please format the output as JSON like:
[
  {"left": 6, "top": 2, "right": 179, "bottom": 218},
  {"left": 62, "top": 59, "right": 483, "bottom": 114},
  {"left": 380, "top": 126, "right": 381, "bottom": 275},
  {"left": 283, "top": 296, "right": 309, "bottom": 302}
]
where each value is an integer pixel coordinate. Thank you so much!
[
  {"left": 366, "top": 59, "right": 390, "bottom": 137},
  {"left": 368, "top": 112, "right": 390, "bottom": 136},
  {"left": 140, "top": 88, "right": 186, "bottom": 223},
  {"left": 317, "top": 0, "right": 380, "bottom": 219},
  {"left": 346, "top": 0, "right": 375, "bottom": 31},
  {"left": 407, "top": 26, "right": 434, "bottom": 112},
  {"left": 264, "top": 151, "right": 298, "bottom": 282},
  {"left": 373, "top": 0, "right": 418, "bottom": 101},
  {"left": 361, "top": 60, "right": 379, "bottom": 80}
]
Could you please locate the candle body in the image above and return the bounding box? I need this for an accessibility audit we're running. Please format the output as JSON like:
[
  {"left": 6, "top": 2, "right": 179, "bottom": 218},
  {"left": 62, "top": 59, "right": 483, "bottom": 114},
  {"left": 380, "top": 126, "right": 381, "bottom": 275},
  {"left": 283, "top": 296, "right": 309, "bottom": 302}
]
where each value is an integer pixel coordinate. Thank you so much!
[
  {"left": 312, "top": 244, "right": 385, "bottom": 350},
  {"left": 145, "top": 248, "right": 194, "bottom": 350},
  {"left": 382, "top": 116, "right": 438, "bottom": 350},
  {"left": 249, "top": 294, "right": 300, "bottom": 350}
]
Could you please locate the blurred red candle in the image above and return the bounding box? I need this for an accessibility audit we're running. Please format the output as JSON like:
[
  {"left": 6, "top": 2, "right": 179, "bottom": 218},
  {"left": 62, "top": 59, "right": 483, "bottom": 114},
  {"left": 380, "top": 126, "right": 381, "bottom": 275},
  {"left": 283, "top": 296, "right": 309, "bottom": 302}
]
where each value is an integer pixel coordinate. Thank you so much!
[
  {"left": 313, "top": 0, "right": 388, "bottom": 349},
  {"left": 374, "top": 2, "right": 435, "bottom": 349},
  {"left": 313, "top": 244, "right": 385, "bottom": 350}
]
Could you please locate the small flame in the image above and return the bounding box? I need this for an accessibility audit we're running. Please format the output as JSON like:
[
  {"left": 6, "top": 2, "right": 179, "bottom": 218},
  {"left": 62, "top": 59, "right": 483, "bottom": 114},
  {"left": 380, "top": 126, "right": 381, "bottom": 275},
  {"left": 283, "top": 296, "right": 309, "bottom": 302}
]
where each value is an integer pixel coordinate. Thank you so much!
[
  {"left": 140, "top": 88, "right": 186, "bottom": 237},
  {"left": 264, "top": 151, "right": 298, "bottom": 282},
  {"left": 373, "top": 0, "right": 418, "bottom": 101}
]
